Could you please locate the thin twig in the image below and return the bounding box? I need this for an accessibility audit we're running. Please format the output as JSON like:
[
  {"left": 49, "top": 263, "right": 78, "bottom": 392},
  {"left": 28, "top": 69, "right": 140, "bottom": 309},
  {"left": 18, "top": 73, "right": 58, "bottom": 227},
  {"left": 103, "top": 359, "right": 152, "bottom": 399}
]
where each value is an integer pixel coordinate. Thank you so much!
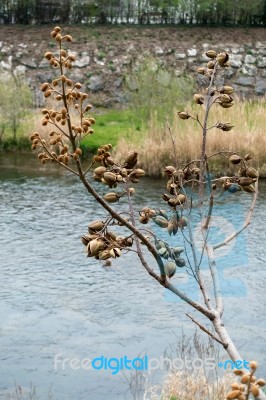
[{"left": 186, "top": 313, "right": 227, "bottom": 347}]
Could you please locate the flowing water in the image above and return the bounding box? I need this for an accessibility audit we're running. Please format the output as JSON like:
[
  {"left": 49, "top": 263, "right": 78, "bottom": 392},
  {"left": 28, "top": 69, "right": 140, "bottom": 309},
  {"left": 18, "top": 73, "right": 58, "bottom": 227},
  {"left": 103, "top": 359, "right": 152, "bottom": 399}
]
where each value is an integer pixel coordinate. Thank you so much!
[{"left": 0, "top": 153, "right": 266, "bottom": 400}]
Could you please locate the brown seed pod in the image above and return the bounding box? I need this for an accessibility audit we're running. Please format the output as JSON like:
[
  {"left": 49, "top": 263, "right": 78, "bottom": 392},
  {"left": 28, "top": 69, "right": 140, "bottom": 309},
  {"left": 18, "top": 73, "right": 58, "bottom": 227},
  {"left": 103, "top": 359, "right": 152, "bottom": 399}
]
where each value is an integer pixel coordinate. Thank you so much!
[
  {"left": 219, "top": 94, "right": 233, "bottom": 103},
  {"left": 103, "top": 172, "right": 117, "bottom": 185},
  {"left": 197, "top": 67, "right": 206, "bottom": 75},
  {"left": 129, "top": 169, "right": 145, "bottom": 179},
  {"left": 251, "top": 384, "right": 260, "bottom": 397},
  {"left": 94, "top": 166, "right": 107, "bottom": 176},
  {"left": 231, "top": 383, "right": 240, "bottom": 390},
  {"left": 233, "top": 369, "right": 244, "bottom": 376},
  {"left": 88, "top": 220, "right": 105, "bottom": 232},
  {"left": 110, "top": 248, "right": 121, "bottom": 258},
  {"left": 123, "top": 151, "right": 138, "bottom": 169},
  {"left": 217, "top": 52, "right": 229, "bottom": 66},
  {"left": 75, "top": 148, "right": 82, "bottom": 156},
  {"left": 220, "top": 102, "right": 234, "bottom": 108},
  {"left": 250, "top": 361, "right": 258, "bottom": 370},
  {"left": 244, "top": 153, "right": 252, "bottom": 161},
  {"left": 176, "top": 194, "right": 186, "bottom": 205},
  {"left": 177, "top": 111, "right": 191, "bottom": 119},
  {"left": 98, "top": 250, "right": 111, "bottom": 260},
  {"left": 229, "top": 154, "right": 242, "bottom": 164},
  {"left": 256, "top": 379, "right": 266, "bottom": 387},
  {"left": 226, "top": 390, "right": 241, "bottom": 399},
  {"left": 243, "top": 185, "right": 255, "bottom": 193},
  {"left": 104, "top": 192, "right": 118, "bottom": 203},
  {"left": 219, "top": 85, "right": 234, "bottom": 94},
  {"left": 238, "top": 177, "right": 256, "bottom": 187},
  {"left": 207, "top": 60, "right": 215, "bottom": 69},
  {"left": 164, "top": 166, "right": 176, "bottom": 177},
  {"left": 246, "top": 167, "right": 258, "bottom": 178},
  {"left": 194, "top": 93, "right": 204, "bottom": 105},
  {"left": 153, "top": 216, "right": 169, "bottom": 228},
  {"left": 206, "top": 50, "right": 217, "bottom": 58},
  {"left": 241, "top": 374, "right": 250, "bottom": 384}
]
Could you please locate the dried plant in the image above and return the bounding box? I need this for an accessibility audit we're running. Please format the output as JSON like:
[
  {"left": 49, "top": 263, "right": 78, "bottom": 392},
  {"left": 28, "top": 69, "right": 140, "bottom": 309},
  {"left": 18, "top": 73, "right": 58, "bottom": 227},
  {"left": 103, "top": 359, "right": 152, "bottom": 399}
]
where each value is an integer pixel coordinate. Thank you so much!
[{"left": 30, "top": 28, "right": 265, "bottom": 399}]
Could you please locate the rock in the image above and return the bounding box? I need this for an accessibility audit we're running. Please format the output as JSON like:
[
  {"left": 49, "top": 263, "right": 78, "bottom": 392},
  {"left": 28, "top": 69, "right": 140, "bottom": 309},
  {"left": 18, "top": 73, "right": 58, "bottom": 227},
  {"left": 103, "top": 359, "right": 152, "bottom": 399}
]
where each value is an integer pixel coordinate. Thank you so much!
[
  {"left": 244, "top": 54, "right": 256, "bottom": 64},
  {"left": 0, "top": 41, "right": 2, "bottom": 48},
  {"left": 202, "top": 43, "right": 210, "bottom": 49},
  {"left": 223, "top": 67, "right": 236, "bottom": 79},
  {"left": 126, "top": 43, "right": 135, "bottom": 53},
  {"left": 155, "top": 46, "right": 164, "bottom": 56},
  {"left": 255, "top": 41, "right": 266, "bottom": 49},
  {"left": 20, "top": 59, "right": 37, "bottom": 69},
  {"left": 88, "top": 75, "right": 104, "bottom": 92},
  {"left": 199, "top": 52, "right": 209, "bottom": 62},
  {"left": 187, "top": 48, "right": 197, "bottom": 57},
  {"left": 94, "top": 58, "right": 105, "bottom": 66},
  {"left": 255, "top": 77, "right": 266, "bottom": 95},
  {"left": 114, "top": 77, "right": 123, "bottom": 88},
  {"left": 175, "top": 52, "right": 186, "bottom": 60},
  {"left": 36, "top": 72, "right": 53, "bottom": 82},
  {"left": 241, "top": 64, "right": 257, "bottom": 76},
  {"left": 257, "top": 56, "right": 266, "bottom": 68},
  {"left": 231, "top": 46, "right": 244, "bottom": 54},
  {"left": 75, "top": 53, "right": 90, "bottom": 68},
  {"left": 229, "top": 54, "right": 243, "bottom": 68},
  {"left": 258, "top": 48, "right": 266, "bottom": 56},
  {"left": 236, "top": 76, "right": 255, "bottom": 86},
  {"left": 18, "top": 43, "right": 27, "bottom": 49},
  {"left": 14, "top": 65, "right": 26, "bottom": 76},
  {"left": 38, "top": 59, "right": 48, "bottom": 68},
  {"left": 0, "top": 60, "right": 11, "bottom": 70}
]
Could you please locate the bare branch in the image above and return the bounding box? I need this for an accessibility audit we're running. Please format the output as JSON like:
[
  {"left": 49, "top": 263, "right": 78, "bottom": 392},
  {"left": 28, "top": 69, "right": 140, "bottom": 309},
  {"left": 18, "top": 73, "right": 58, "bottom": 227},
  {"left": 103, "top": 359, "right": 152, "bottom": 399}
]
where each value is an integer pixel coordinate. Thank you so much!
[{"left": 186, "top": 313, "right": 227, "bottom": 347}]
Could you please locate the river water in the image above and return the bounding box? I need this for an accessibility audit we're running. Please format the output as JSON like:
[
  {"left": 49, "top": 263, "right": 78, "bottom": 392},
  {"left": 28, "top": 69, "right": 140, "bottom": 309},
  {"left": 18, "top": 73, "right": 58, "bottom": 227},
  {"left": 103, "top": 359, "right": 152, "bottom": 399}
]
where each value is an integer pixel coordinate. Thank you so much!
[{"left": 0, "top": 153, "right": 265, "bottom": 400}]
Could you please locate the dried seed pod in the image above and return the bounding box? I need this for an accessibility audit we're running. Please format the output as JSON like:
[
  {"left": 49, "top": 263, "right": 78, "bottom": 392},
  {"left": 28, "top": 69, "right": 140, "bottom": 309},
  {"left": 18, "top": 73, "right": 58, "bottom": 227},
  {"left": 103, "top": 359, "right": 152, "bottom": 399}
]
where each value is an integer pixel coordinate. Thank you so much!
[
  {"left": 233, "top": 369, "right": 244, "bottom": 376},
  {"left": 103, "top": 172, "right": 117, "bottom": 185},
  {"left": 177, "top": 111, "right": 191, "bottom": 119},
  {"left": 251, "top": 384, "right": 260, "bottom": 397},
  {"left": 220, "top": 85, "right": 234, "bottom": 94},
  {"left": 220, "top": 102, "right": 234, "bottom": 108},
  {"left": 246, "top": 167, "right": 258, "bottom": 178},
  {"left": 176, "top": 194, "right": 186, "bottom": 205},
  {"left": 219, "top": 94, "right": 233, "bottom": 103},
  {"left": 217, "top": 52, "right": 229, "bottom": 66},
  {"left": 99, "top": 250, "right": 111, "bottom": 260},
  {"left": 231, "top": 383, "right": 240, "bottom": 390},
  {"left": 250, "top": 361, "right": 258, "bottom": 370},
  {"left": 139, "top": 215, "right": 149, "bottom": 224},
  {"left": 226, "top": 390, "right": 241, "bottom": 399},
  {"left": 206, "top": 50, "right": 217, "bottom": 58},
  {"left": 153, "top": 216, "right": 169, "bottom": 228},
  {"left": 237, "top": 395, "right": 246, "bottom": 400},
  {"left": 88, "top": 220, "right": 105, "bottom": 232},
  {"left": 164, "top": 166, "right": 176, "bottom": 177},
  {"left": 243, "top": 185, "right": 255, "bottom": 193},
  {"left": 229, "top": 154, "right": 242, "bottom": 164},
  {"left": 207, "top": 60, "right": 215, "bottom": 69},
  {"left": 129, "top": 168, "right": 145, "bottom": 179},
  {"left": 256, "top": 379, "right": 266, "bottom": 387},
  {"left": 94, "top": 166, "right": 107, "bottom": 176},
  {"left": 217, "top": 122, "right": 234, "bottom": 131},
  {"left": 165, "top": 261, "right": 176, "bottom": 278},
  {"left": 167, "top": 222, "right": 174, "bottom": 236},
  {"left": 123, "top": 151, "right": 138, "bottom": 169},
  {"left": 197, "top": 67, "right": 206, "bottom": 75},
  {"left": 104, "top": 192, "right": 118, "bottom": 203},
  {"left": 241, "top": 374, "right": 250, "bottom": 384},
  {"left": 244, "top": 153, "right": 252, "bottom": 161},
  {"left": 194, "top": 93, "right": 204, "bottom": 105},
  {"left": 238, "top": 177, "right": 256, "bottom": 187},
  {"left": 110, "top": 248, "right": 121, "bottom": 258}
]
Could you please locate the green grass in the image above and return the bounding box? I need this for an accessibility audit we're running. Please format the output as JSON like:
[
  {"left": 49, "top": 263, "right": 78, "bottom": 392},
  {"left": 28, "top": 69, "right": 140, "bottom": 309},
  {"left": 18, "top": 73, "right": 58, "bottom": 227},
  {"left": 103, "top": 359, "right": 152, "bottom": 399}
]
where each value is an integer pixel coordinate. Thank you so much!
[{"left": 80, "top": 109, "right": 143, "bottom": 153}]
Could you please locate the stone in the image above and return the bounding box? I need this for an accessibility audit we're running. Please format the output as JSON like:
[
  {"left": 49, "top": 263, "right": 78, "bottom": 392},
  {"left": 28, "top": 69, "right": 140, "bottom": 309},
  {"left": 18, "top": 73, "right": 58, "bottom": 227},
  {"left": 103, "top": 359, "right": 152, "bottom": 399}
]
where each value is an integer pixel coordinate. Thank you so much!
[
  {"left": 223, "top": 67, "right": 236, "bottom": 79},
  {"left": 75, "top": 53, "right": 90, "bottom": 68},
  {"left": 36, "top": 72, "right": 53, "bottom": 82},
  {"left": 257, "top": 56, "right": 266, "bottom": 68},
  {"left": 199, "top": 52, "right": 209, "bottom": 62},
  {"left": 202, "top": 43, "right": 210, "bottom": 49},
  {"left": 258, "top": 48, "right": 266, "bottom": 56},
  {"left": 241, "top": 64, "right": 257, "bottom": 76},
  {"left": 88, "top": 75, "right": 104, "bottom": 92},
  {"left": 126, "top": 43, "right": 135, "bottom": 53},
  {"left": 20, "top": 59, "right": 37, "bottom": 69},
  {"left": 155, "top": 46, "right": 164, "bottom": 56},
  {"left": 231, "top": 46, "right": 244, "bottom": 54},
  {"left": 187, "top": 48, "right": 197, "bottom": 57},
  {"left": 255, "top": 77, "right": 266, "bottom": 95},
  {"left": 236, "top": 76, "right": 255, "bottom": 86},
  {"left": 18, "top": 43, "right": 27, "bottom": 49},
  {"left": 229, "top": 54, "right": 243, "bottom": 68},
  {"left": 175, "top": 52, "right": 186, "bottom": 60},
  {"left": 255, "top": 41, "right": 266, "bottom": 49},
  {"left": 38, "top": 59, "right": 49, "bottom": 68},
  {"left": 114, "top": 77, "right": 123, "bottom": 88},
  {"left": 244, "top": 54, "right": 256, "bottom": 64},
  {"left": 14, "top": 65, "right": 26, "bottom": 76},
  {"left": 0, "top": 60, "right": 11, "bottom": 70}
]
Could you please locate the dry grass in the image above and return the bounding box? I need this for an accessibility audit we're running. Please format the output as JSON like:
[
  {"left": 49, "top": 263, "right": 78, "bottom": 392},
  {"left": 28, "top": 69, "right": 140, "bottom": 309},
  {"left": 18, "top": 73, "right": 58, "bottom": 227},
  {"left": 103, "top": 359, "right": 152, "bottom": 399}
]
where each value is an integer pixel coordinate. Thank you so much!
[
  {"left": 114, "top": 99, "right": 266, "bottom": 177},
  {"left": 143, "top": 369, "right": 234, "bottom": 400}
]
